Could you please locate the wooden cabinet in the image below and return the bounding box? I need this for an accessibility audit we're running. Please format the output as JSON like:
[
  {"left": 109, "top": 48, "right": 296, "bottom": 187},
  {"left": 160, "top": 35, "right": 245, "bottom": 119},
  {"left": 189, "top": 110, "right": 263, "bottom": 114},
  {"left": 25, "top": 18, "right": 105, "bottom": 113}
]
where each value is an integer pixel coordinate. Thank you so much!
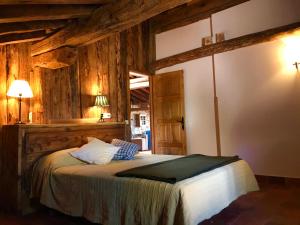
[{"left": 0, "top": 123, "right": 125, "bottom": 214}]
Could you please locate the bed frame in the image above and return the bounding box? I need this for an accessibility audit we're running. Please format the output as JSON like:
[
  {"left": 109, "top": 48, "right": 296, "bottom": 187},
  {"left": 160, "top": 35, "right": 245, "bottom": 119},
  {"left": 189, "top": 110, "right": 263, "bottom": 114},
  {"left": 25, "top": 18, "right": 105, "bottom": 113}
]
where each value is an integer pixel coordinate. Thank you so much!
[{"left": 0, "top": 122, "right": 125, "bottom": 215}]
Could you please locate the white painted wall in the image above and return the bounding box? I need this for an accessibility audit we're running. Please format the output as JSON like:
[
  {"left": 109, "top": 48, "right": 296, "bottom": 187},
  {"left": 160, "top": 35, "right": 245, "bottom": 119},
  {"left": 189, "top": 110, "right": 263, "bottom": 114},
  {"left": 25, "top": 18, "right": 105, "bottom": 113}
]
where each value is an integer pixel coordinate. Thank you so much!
[
  {"left": 215, "top": 42, "right": 300, "bottom": 177},
  {"left": 212, "top": 0, "right": 300, "bottom": 40},
  {"left": 156, "top": 19, "right": 211, "bottom": 60},
  {"left": 157, "top": 57, "right": 217, "bottom": 156},
  {"left": 155, "top": 0, "right": 300, "bottom": 177}
]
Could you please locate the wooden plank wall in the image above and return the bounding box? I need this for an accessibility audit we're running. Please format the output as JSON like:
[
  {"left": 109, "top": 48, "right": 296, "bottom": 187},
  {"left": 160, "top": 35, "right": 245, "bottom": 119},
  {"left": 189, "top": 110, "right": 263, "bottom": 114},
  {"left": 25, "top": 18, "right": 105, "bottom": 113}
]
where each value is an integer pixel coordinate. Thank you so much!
[{"left": 0, "top": 23, "right": 150, "bottom": 126}]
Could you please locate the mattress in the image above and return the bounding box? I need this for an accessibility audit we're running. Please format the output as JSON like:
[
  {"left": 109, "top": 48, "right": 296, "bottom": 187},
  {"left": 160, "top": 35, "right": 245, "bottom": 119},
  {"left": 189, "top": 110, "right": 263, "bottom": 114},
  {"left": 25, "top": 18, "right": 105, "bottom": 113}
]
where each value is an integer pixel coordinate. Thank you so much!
[{"left": 31, "top": 148, "right": 259, "bottom": 225}]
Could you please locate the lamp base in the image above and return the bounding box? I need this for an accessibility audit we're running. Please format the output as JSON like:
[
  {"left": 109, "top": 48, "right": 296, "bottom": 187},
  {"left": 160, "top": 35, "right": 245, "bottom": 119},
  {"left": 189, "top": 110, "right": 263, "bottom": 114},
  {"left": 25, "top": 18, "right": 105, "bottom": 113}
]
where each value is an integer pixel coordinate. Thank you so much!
[{"left": 97, "top": 113, "right": 104, "bottom": 123}]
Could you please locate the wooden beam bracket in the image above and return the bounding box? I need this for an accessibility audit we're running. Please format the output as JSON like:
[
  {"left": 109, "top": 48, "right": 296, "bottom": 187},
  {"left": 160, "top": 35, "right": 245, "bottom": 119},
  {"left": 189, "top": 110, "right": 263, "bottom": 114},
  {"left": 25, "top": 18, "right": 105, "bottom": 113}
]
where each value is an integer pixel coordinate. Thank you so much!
[{"left": 33, "top": 46, "right": 78, "bottom": 69}]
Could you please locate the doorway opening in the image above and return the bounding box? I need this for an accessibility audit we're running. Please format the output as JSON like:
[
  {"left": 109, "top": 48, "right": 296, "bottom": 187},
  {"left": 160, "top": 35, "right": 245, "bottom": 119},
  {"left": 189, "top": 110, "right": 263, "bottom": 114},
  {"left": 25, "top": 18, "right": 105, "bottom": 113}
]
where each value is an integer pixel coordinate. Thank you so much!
[{"left": 129, "top": 71, "right": 152, "bottom": 154}]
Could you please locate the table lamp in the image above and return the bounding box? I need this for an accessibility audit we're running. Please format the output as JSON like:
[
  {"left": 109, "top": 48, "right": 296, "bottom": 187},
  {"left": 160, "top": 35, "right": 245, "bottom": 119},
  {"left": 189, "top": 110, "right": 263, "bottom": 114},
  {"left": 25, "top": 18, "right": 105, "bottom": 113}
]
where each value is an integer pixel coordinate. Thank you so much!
[
  {"left": 94, "top": 94, "right": 109, "bottom": 122},
  {"left": 7, "top": 80, "right": 33, "bottom": 124}
]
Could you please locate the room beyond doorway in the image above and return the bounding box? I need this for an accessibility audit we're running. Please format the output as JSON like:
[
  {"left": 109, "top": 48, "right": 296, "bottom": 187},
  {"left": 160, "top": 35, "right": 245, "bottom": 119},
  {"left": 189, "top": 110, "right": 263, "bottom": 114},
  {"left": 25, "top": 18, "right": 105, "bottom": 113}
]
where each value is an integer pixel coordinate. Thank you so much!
[{"left": 129, "top": 71, "right": 152, "bottom": 153}]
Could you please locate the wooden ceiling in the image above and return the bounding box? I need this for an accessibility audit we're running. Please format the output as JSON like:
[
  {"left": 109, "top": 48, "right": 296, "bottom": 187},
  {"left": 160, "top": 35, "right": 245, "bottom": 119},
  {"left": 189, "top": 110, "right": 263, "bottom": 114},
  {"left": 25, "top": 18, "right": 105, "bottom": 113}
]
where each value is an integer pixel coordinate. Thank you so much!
[
  {"left": 0, "top": 1, "right": 113, "bottom": 4},
  {"left": 0, "top": 0, "right": 250, "bottom": 65},
  {"left": 131, "top": 88, "right": 150, "bottom": 105},
  {"left": 0, "top": 0, "right": 114, "bottom": 45}
]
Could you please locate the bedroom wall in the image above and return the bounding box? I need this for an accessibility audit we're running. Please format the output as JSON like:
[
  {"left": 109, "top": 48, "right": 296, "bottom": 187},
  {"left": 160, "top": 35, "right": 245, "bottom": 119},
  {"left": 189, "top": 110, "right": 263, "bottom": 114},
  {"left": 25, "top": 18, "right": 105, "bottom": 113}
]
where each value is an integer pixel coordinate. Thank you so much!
[
  {"left": 155, "top": 0, "right": 300, "bottom": 177},
  {"left": 0, "top": 24, "right": 149, "bottom": 125}
]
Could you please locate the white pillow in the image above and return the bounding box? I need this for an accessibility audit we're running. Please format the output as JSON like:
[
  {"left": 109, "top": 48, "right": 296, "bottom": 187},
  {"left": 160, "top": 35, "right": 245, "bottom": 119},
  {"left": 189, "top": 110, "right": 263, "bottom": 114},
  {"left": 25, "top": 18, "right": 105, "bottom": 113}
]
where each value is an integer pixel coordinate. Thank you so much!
[{"left": 70, "top": 138, "right": 120, "bottom": 165}]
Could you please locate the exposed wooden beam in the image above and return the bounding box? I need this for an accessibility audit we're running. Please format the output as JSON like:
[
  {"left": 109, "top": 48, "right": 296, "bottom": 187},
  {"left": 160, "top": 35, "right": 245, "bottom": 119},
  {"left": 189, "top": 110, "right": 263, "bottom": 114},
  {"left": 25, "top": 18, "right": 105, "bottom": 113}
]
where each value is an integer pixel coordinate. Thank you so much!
[
  {"left": 0, "top": 0, "right": 113, "bottom": 4},
  {"left": 143, "top": 88, "right": 150, "bottom": 94},
  {"left": 130, "top": 77, "right": 148, "bottom": 84},
  {"left": 130, "top": 81, "right": 149, "bottom": 90},
  {"left": 150, "top": 0, "right": 249, "bottom": 34},
  {"left": 134, "top": 88, "right": 150, "bottom": 97},
  {"left": 131, "top": 89, "right": 148, "bottom": 100},
  {"left": 0, "top": 5, "right": 97, "bottom": 24},
  {"left": 33, "top": 47, "right": 78, "bottom": 69},
  {"left": 129, "top": 71, "right": 149, "bottom": 78},
  {"left": 0, "top": 30, "right": 46, "bottom": 45},
  {"left": 31, "top": 0, "right": 192, "bottom": 56},
  {"left": 154, "top": 22, "right": 300, "bottom": 70},
  {"left": 131, "top": 95, "right": 143, "bottom": 103},
  {"left": 131, "top": 92, "right": 148, "bottom": 103},
  {"left": 0, "top": 20, "right": 69, "bottom": 36}
]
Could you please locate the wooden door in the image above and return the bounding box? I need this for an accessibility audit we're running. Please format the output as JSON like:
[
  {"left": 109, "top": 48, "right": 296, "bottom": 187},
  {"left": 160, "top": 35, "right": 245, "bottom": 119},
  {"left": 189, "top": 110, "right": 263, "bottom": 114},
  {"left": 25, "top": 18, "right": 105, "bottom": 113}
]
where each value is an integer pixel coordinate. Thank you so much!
[{"left": 152, "top": 70, "right": 186, "bottom": 155}]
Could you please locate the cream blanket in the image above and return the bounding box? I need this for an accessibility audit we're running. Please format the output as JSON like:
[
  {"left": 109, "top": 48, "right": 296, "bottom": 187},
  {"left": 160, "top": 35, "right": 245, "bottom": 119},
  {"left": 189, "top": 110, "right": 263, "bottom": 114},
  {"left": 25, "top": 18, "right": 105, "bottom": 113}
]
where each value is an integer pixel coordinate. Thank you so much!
[{"left": 31, "top": 149, "right": 259, "bottom": 225}]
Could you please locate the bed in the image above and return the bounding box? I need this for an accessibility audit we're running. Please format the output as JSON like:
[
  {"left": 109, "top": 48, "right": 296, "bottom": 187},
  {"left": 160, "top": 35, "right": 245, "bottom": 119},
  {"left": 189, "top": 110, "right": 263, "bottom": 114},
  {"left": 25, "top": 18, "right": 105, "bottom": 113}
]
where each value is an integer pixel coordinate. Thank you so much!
[{"left": 31, "top": 147, "right": 259, "bottom": 225}]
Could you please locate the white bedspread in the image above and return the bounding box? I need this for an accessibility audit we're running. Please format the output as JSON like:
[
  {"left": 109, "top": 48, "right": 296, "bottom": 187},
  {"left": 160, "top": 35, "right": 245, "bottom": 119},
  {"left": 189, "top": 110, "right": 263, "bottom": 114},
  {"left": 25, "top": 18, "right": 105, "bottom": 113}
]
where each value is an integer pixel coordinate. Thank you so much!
[{"left": 31, "top": 150, "right": 259, "bottom": 225}]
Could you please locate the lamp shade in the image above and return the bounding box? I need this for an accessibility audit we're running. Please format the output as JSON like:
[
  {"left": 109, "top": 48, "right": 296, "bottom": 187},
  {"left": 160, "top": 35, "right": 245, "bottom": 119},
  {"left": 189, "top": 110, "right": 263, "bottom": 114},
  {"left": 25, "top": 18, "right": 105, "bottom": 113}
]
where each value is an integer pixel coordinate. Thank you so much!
[
  {"left": 7, "top": 80, "right": 33, "bottom": 98},
  {"left": 94, "top": 95, "right": 109, "bottom": 107}
]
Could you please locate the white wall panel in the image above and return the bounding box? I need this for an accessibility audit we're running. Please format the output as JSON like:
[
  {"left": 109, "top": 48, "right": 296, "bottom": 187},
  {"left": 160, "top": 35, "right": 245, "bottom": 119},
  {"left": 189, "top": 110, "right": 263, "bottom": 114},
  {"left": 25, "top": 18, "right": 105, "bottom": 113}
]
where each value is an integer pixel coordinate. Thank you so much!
[
  {"left": 212, "top": 0, "right": 300, "bottom": 40},
  {"left": 156, "top": 19, "right": 210, "bottom": 60},
  {"left": 215, "top": 41, "right": 300, "bottom": 177}
]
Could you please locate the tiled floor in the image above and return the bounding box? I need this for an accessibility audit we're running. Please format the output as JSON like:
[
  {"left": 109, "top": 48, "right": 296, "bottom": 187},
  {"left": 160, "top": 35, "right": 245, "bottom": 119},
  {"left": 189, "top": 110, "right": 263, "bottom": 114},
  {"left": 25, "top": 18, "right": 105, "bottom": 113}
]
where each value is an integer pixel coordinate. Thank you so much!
[
  {"left": 0, "top": 182, "right": 299, "bottom": 225},
  {"left": 200, "top": 182, "right": 300, "bottom": 225}
]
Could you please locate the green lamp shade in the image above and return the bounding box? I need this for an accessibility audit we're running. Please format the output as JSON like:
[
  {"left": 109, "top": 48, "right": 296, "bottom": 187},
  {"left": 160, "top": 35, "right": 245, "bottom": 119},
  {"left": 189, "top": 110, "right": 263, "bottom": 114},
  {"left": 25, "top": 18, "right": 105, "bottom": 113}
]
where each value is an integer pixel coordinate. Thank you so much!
[{"left": 95, "top": 95, "right": 109, "bottom": 107}]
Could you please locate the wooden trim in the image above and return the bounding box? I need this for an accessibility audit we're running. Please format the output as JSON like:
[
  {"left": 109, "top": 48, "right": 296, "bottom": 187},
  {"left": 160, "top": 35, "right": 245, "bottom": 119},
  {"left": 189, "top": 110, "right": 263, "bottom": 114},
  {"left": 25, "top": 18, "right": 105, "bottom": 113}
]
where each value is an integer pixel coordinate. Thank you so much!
[
  {"left": 256, "top": 175, "right": 300, "bottom": 187},
  {"left": 31, "top": 0, "right": 192, "bottom": 56},
  {"left": 154, "top": 22, "right": 300, "bottom": 70},
  {"left": 209, "top": 16, "right": 221, "bottom": 156},
  {"left": 149, "top": 75, "right": 155, "bottom": 153}
]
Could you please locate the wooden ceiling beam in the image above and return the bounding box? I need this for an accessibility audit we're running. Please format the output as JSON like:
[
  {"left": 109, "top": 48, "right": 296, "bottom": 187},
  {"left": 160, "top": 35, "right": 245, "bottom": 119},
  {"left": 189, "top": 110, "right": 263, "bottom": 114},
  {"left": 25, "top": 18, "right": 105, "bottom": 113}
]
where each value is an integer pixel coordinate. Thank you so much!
[
  {"left": 154, "top": 22, "right": 300, "bottom": 70},
  {"left": 134, "top": 88, "right": 150, "bottom": 98},
  {"left": 131, "top": 95, "right": 144, "bottom": 104},
  {"left": 31, "top": 0, "right": 192, "bottom": 56},
  {"left": 0, "top": 5, "right": 97, "bottom": 24},
  {"left": 0, "top": 0, "right": 113, "bottom": 4},
  {"left": 33, "top": 47, "right": 78, "bottom": 69},
  {"left": 142, "top": 87, "right": 150, "bottom": 94},
  {"left": 150, "top": 0, "right": 249, "bottom": 34},
  {"left": 130, "top": 77, "right": 148, "bottom": 84},
  {"left": 0, "top": 30, "right": 46, "bottom": 45},
  {"left": 131, "top": 91, "right": 148, "bottom": 103},
  {"left": 0, "top": 20, "right": 69, "bottom": 36}
]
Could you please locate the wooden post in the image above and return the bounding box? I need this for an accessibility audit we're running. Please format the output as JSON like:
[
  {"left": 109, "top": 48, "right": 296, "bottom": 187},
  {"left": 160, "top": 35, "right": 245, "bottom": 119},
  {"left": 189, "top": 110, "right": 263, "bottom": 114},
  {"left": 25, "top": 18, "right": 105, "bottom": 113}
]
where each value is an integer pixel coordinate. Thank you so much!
[{"left": 210, "top": 16, "right": 222, "bottom": 156}]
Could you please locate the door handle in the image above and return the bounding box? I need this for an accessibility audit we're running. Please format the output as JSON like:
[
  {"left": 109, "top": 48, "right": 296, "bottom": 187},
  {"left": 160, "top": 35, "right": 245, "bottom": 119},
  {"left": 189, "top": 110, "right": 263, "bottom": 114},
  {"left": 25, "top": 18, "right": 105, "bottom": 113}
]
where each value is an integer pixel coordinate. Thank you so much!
[{"left": 177, "top": 116, "right": 184, "bottom": 130}]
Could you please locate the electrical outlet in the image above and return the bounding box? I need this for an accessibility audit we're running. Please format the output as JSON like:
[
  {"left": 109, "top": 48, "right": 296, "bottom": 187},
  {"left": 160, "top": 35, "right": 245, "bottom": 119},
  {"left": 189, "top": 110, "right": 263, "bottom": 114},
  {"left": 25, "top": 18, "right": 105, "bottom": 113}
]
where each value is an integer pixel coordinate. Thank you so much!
[{"left": 102, "top": 113, "right": 111, "bottom": 119}]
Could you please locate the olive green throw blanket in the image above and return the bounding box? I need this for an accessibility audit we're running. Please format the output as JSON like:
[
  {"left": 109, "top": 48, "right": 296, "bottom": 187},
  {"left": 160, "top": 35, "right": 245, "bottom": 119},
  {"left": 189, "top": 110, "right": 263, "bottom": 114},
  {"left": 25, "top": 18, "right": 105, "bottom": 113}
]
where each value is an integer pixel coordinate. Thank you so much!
[{"left": 116, "top": 154, "right": 240, "bottom": 183}]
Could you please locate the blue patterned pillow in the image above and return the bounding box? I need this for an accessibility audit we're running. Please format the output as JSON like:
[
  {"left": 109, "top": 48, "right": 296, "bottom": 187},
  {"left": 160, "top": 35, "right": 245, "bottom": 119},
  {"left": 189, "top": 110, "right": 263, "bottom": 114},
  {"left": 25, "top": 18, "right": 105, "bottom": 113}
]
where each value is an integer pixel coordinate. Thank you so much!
[{"left": 111, "top": 139, "right": 140, "bottom": 160}]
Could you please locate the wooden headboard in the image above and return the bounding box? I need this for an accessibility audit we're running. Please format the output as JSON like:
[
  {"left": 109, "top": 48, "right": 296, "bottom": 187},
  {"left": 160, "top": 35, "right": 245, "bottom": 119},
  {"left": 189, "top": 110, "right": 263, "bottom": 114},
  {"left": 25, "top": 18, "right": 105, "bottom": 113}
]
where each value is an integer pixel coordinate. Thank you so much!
[{"left": 0, "top": 122, "right": 125, "bottom": 214}]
